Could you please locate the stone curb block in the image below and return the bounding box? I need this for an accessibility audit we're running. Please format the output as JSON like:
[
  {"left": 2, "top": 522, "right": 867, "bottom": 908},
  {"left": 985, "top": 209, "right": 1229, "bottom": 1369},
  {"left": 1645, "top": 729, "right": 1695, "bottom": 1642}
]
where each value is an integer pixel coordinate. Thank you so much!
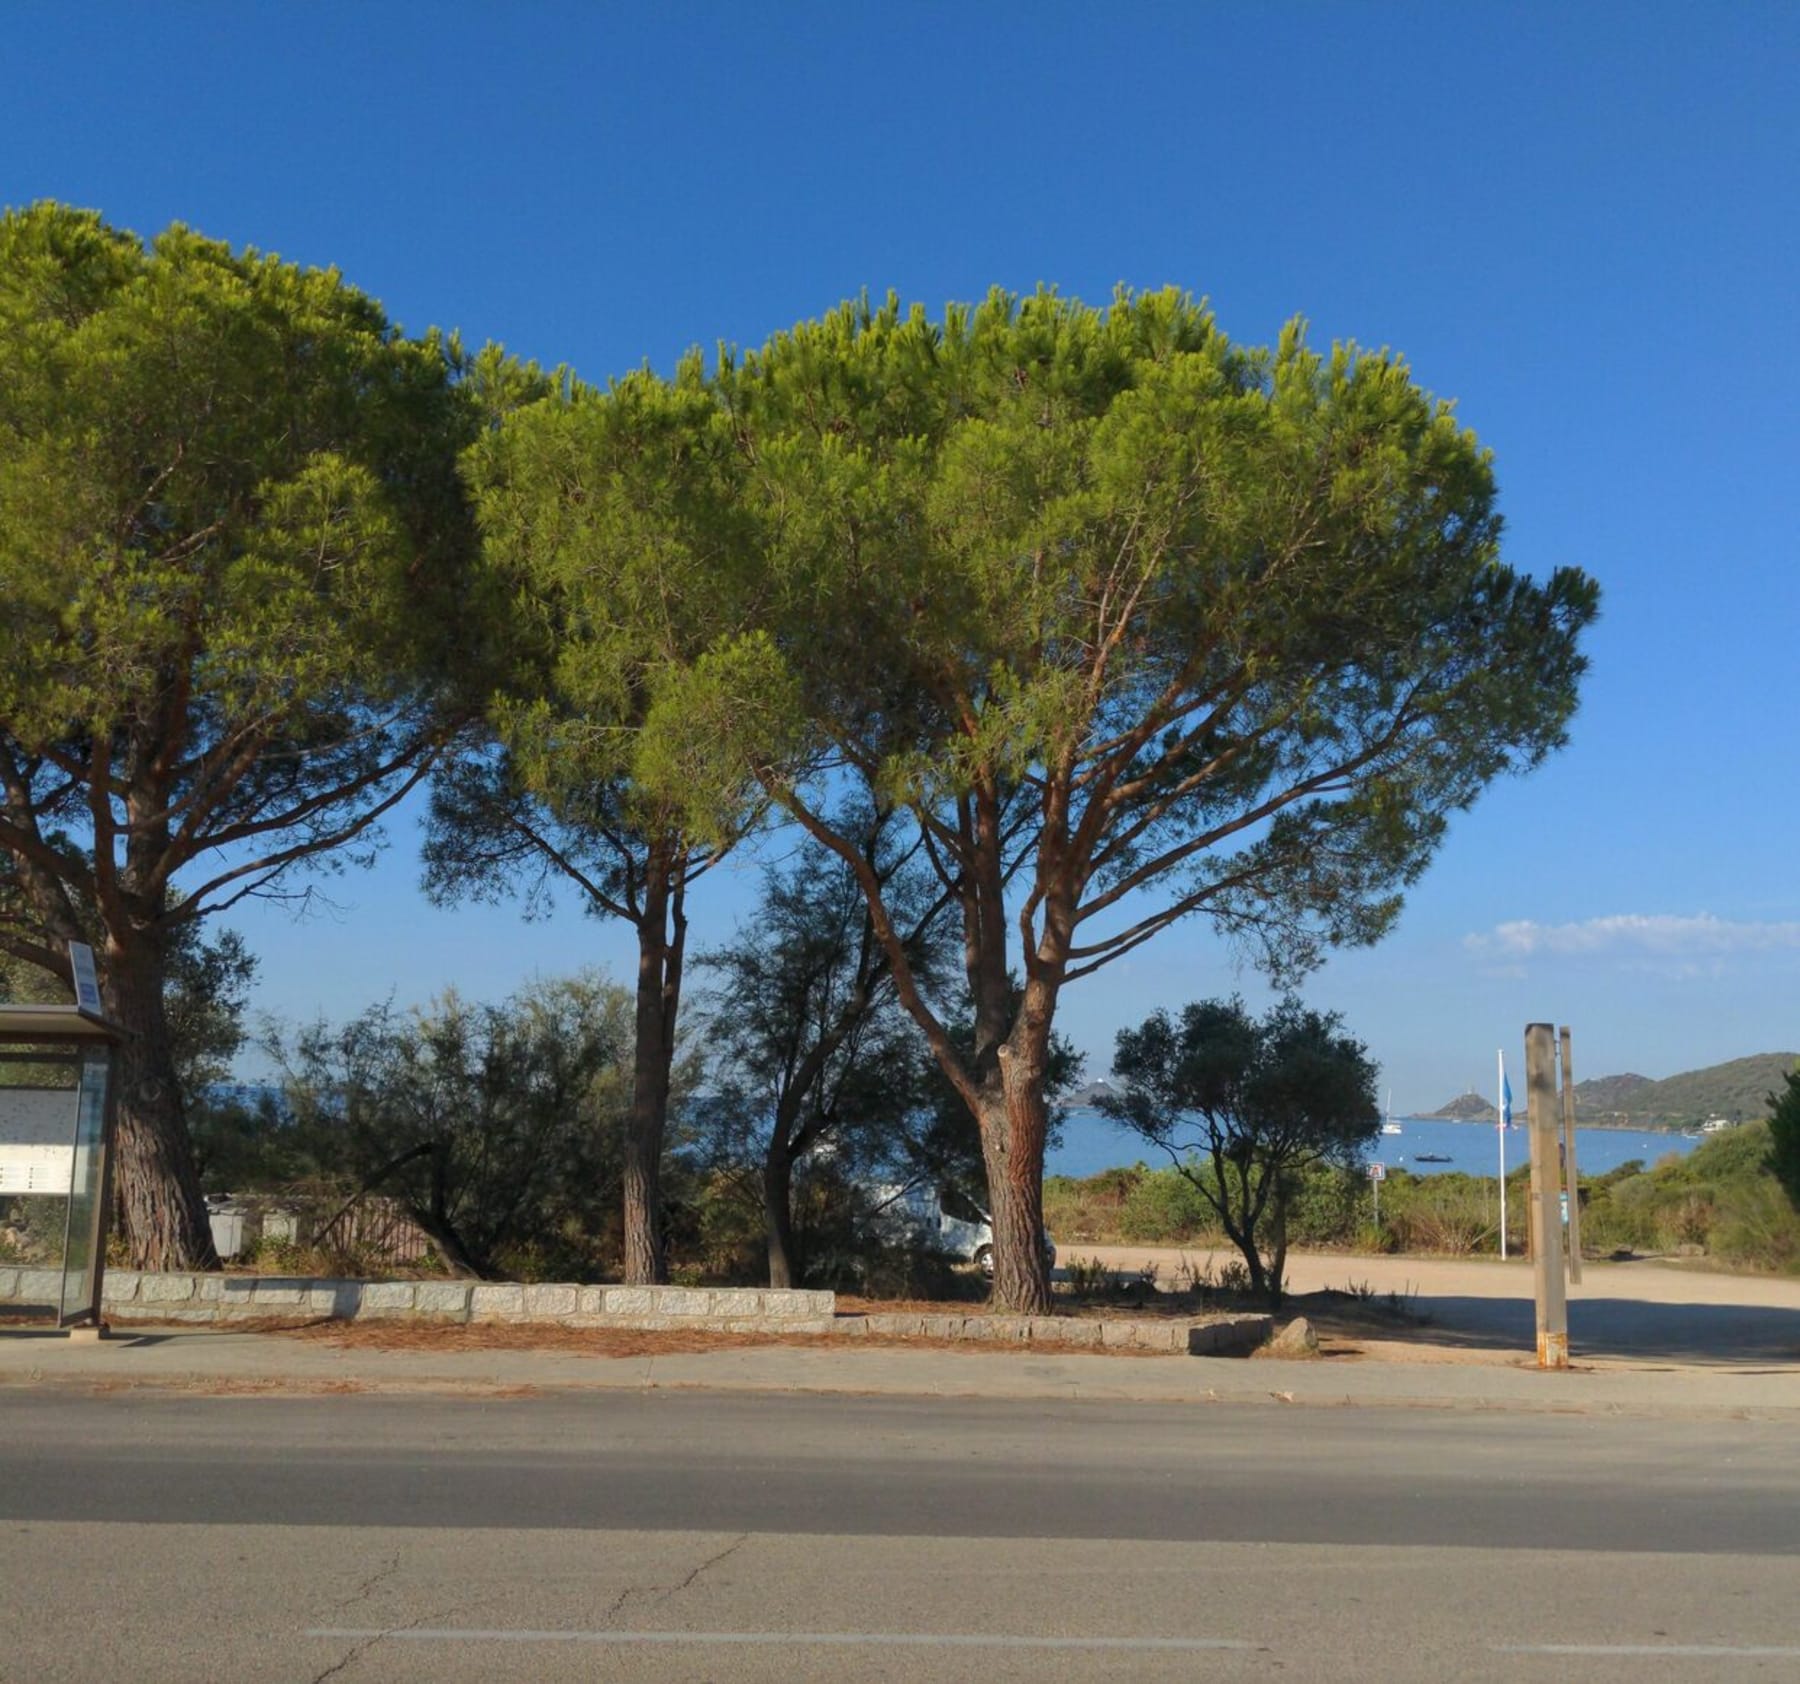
[
  {"left": 470, "top": 1284, "right": 526, "bottom": 1321},
  {"left": 414, "top": 1282, "right": 473, "bottom": 1321},
  {"left": 828, "top": 1311, "right": 1270, "bottom": 1356},
  {"left": 358, "top": 1282, "right": 418, "bottom": 1317},
  {"left": 138, "top": 1273, "right": 199, "bottom": 1304},
  {"left": 1188, "top": 1314, "right": 1274, "bottom": 1355},
  {"left": 522, "top": 1284, "right": 578, "bottom": 1317},
  {"left": 246, "top": 1278, "right": 309, "bottom": 1307},
  {"left": 597, "top": 1287, "right": 655, "bottom": 1317},
  {"left": 16, "top": 1269, "right": 64, "bottom": 1304}
]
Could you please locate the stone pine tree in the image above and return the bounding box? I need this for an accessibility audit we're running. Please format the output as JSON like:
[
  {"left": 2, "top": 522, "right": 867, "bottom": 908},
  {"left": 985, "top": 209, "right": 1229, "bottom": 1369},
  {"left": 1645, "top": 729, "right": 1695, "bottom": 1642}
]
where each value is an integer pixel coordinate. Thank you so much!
[
  {"left": 0, "top": 204, "right": 486, "bottom": 1269},
  {"left": 441, "top": 365, "right": 761, "bottom": 1284},
  {"left": 1102, "top": 996, "right": 1380, "bottom": 1304},
  {"left": 644, "top": 287, "right": 1599, "bottom": 1314}
]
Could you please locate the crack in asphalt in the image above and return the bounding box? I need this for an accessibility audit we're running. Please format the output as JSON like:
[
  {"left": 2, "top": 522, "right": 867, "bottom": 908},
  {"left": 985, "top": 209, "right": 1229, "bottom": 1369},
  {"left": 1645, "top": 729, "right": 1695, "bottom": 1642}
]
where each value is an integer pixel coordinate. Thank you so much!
[
  {"left": 656, "top": 1532, "right": 750, "bottom": 1604},
  {"left": 601, "top": 1531, "right": 751, "bottom": 1626},
  {"left": 309, "top": 1605, "right": 439, "bottom": 1684},
  {"left": 307, "top": 1550, "right": 406, "bottom": 1681},
  {"left": 334, "top": 1550, "right": 400, "bottom": 1614}
]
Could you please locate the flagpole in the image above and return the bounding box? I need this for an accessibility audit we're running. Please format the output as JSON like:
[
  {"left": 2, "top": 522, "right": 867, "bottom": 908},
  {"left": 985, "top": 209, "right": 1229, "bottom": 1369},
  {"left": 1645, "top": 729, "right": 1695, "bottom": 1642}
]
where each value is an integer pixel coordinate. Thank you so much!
[{"left": 1497, "top": 1048, "right": 1509, "bottom": 1260}]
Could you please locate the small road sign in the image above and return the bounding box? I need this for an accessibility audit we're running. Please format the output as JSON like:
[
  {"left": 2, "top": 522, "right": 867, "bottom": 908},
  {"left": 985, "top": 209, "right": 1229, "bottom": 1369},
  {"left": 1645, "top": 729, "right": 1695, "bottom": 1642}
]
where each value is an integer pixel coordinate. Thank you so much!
[{"left": 1367, "top": 1162, "right": 1387, "bottom": 1181}]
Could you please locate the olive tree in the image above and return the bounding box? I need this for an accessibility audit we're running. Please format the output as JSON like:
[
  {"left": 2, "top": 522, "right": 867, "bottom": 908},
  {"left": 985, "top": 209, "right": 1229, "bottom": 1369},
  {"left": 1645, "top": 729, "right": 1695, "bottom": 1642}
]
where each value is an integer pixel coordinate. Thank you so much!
[
  {"left": 693, "top": 812, "right": 953, "bottom": 1287},
  {"left": 277, "top": 975, "right": 635, "bottom": 1280},
  {"left": 1102, "top": 995, "right": 1380, "bottom": 1304},
  {"left": 650, "top": 287, "right": 1598, "bottom": 1312},
  {"left": 0, "top": 204, "right": 484, "bottom": 1267}
]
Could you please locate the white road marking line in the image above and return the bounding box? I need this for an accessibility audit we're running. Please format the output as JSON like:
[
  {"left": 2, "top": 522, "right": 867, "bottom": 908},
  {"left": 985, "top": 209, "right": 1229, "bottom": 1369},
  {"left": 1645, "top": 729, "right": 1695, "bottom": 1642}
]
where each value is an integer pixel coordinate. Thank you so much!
[
  {"left": 305, "top": 1628, "right": 1252, "bottom": 1651},
  {"left": 1498, "top": 1645, "right": 1800, "bottom": 1658}
]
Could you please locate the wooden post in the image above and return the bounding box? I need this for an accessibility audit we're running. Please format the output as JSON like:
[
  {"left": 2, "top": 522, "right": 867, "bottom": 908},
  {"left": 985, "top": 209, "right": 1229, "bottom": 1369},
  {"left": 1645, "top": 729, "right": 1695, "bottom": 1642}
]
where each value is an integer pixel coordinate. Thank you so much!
[
  {"left": 1559, "top": 1026, "right": 1583, "bottom": 1285},
  {"left": 1525, "top": 1023, "right": 1569, "bottom": 1369}
]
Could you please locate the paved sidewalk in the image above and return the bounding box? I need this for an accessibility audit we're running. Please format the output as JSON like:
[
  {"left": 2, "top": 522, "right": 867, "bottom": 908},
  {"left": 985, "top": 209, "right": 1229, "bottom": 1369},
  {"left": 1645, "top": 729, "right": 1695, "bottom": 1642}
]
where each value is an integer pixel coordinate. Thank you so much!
[{"left": 1, "top": 1324, "right": 1795, "bottom": 1419}]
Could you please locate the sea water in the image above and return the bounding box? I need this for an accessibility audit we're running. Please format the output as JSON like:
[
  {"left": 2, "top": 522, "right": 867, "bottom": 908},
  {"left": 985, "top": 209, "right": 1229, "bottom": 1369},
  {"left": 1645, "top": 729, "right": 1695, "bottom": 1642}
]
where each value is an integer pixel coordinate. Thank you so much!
[{"left": 1046, "top": 1107, "right": 1702, "bottom": 1181}]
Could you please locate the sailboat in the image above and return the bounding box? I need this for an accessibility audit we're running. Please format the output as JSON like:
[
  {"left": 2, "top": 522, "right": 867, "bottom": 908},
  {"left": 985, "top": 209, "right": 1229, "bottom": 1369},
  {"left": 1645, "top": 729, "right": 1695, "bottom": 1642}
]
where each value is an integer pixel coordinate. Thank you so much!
[{"left": 1381, "top": 1090, "right": 1402, "bottom": 1135}]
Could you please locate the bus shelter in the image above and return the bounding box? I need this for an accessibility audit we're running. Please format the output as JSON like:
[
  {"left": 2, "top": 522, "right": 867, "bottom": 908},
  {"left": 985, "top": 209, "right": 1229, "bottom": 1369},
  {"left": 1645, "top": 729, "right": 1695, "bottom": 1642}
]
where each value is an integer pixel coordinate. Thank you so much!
[{"left": 0, "top": 1005, "right": 123, "bottom": 1329}]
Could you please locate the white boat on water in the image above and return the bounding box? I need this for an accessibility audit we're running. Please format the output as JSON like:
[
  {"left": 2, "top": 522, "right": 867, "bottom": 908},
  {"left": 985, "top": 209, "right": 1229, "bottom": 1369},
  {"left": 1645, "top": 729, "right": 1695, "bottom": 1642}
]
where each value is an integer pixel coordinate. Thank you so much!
[{"left": 1381, "top": 1091, "right": 1402, "bottom": 1135}]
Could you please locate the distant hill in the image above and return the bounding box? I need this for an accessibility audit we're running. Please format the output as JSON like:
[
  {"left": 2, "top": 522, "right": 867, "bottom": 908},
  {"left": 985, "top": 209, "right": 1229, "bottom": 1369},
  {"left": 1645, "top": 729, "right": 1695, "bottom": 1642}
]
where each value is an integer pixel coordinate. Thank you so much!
[
  {"left": 1574, "top": 1053, "right": 1797, "bottom": 1127},
  {"left": 1422, "top": 1053, "right": 1798, "bottom": 1129},
  {"left": 1063, "top": 1080, "right": 1121, "bottom": 1109},
  {"left": 1572, "top": 1072, "right": 1654, "bottom": 1113}
]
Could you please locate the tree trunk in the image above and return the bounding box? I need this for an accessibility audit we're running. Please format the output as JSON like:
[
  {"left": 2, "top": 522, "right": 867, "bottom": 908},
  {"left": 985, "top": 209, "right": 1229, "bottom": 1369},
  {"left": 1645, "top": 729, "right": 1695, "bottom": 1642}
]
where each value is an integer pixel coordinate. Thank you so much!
[
  {"left": 621, "top": 864, "right": 679, "bottom": 1286},
  {"left": 1266, "top": 1183, "right": 1289, "bottom": 1309},
  {"left": 978, "top": 1035, "right": 1054, "bottom": 1315},
  {"left": 762, "top": 1139, "right": 797, "bottom": 1290},
  {"left": 1225, "top": 1208, "right": 1271, "bottom": 1303},
  {"left": 102, "top": 938, "right": 219, "bottom": 1273}
]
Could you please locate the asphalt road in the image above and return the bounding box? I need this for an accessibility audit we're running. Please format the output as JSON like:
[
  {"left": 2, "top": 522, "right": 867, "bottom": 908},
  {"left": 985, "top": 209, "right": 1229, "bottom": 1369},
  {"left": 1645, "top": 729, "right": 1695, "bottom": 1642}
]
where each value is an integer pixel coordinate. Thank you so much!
[{"left": 1, "top": 1391, "right": 1796, "bottom": 1682}]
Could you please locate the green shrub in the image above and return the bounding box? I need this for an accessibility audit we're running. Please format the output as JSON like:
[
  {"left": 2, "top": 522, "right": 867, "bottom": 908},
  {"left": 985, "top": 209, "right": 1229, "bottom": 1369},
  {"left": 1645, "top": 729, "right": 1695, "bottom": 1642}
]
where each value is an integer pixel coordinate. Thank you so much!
[
  {"left": 1044, "top": 1167, "right": 1147, "bottom": 1242},
  {"left": 1282, "top": 1162, "right": 1365, "bottom": 1246},
  {"left": 1384, "top": 1175, "right": 1495, "bottom": 1256},
  {"left": 1709, "top": 1177, "right": 1800, "bottom": 1273},
  {"left": 1575, "top": 1122, "right": 1799, "bottom": 1271},
  {"left": 1117, "top": 1166, "right": 1215, "bottom": 1242},
  {"left": 0, "top": 1196, "right": 65, "bottom": 1264}
]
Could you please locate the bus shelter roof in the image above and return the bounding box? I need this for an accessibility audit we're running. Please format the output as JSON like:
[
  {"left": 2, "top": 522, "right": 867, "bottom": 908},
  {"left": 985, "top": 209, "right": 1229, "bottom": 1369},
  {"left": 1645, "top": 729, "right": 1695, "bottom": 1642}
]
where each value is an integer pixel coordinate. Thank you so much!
[{"left": 0, "top": 1005, "right": 123, "bottom": 1045}]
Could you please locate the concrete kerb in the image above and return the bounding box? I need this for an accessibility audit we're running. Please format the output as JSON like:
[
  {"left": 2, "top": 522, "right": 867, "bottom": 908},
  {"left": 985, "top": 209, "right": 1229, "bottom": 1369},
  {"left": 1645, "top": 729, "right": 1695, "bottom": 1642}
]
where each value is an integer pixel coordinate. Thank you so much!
[
  {"left": 1, "top": 1268, "right": 1271, "bottom": 1355},
  {"left": 0, "top": 1271, "right": 847, "bottom": 1333}
]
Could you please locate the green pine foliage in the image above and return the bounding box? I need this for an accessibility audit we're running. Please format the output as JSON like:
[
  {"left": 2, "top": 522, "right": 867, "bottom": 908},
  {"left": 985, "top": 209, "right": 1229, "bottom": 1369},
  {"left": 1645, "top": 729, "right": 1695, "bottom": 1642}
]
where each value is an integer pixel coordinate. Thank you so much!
[
  {"left": 0, "top": 202, "right": 490, "bottom": 1268},
  {"left": 626, "top": 286, "right": 1599, "bottom": 1310}
]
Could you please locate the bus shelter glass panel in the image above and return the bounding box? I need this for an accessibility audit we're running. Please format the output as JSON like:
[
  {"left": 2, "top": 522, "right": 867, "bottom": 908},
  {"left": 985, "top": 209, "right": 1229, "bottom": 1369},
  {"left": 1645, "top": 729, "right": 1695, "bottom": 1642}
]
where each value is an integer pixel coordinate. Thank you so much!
[
  {"left": 0, "top": 1059, "right": 78, "bottom": 1276},
  {"left": 58, "top": 1049, "right": 113, "bottom": 1324}
]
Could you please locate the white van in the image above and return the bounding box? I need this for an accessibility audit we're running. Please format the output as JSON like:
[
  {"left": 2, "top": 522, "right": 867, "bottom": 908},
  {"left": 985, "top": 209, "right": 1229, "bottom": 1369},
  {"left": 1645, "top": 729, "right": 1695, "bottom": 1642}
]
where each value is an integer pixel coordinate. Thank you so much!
[{"left": 862, "top": 1181, "right": 1056, "bottom": 1276}]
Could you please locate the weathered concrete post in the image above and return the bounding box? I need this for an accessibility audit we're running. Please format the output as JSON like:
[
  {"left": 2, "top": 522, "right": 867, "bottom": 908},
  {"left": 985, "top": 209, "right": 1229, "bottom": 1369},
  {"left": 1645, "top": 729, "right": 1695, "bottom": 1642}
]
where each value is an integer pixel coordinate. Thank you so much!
[
  {"left": 1559, "top": 1025, "right": 1584, "bottom": 1285},
  {"left": 1525, "top": 1023, "right": 1569, "bottom": 1368}
]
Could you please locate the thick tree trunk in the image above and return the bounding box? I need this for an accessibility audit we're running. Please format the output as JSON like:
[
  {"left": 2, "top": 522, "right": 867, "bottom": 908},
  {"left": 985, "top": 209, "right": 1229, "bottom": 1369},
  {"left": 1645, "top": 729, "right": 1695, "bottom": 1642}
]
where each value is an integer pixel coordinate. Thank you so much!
[
  {"left": 762, "top": 1140, "right": 798, "bottom": 1290},
  {"left": 621, "top": 862, "right": 682, "bottom": 1286},
  {"left": 102, "top": 938, "right": 219, "bottom": 1273},
  {"left": 622, "top": 934, "right": 670, "bottom": 1286},
  {"left": 978, "top": 1038, "right": 1054, "bottom": 1315}
]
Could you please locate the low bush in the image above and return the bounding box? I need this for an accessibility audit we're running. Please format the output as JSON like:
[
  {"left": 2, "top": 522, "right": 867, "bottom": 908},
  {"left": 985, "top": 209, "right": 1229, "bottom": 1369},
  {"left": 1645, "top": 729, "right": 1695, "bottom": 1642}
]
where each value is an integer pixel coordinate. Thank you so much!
[
  {"left": 1382, "top": 1176, "right": 1495, "bottom": 1256},
  {"left": 1581, "top": 1123, "right": 1800, "bottom": 1272},
  {"left": 1118, "top": 1167, "right": 1216, "bottom": 1242},
  {"left": 0, "top": 1195, "right": 64, "bottom": 1265}
]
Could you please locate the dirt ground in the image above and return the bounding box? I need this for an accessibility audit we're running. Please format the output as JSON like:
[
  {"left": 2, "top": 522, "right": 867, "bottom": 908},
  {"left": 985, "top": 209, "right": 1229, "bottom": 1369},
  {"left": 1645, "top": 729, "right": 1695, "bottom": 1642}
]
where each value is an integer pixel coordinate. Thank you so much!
[
  {"left": 273, "top": 1281, "right": 1417, "bottom": 1366},
  {"left": 1062, "top": 1244, "right": 1800, "bottom": 1367},
  {"left": 15, "top": 1244, "right": 1797, "bottom": 1369}
]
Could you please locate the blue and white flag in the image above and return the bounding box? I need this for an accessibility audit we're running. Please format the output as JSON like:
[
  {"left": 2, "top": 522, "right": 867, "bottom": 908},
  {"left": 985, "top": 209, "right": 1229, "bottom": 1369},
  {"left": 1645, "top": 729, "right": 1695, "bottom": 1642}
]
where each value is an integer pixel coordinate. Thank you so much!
[{"left": 1500, "top": 1066, "right": 1514, "bottom": 1130}]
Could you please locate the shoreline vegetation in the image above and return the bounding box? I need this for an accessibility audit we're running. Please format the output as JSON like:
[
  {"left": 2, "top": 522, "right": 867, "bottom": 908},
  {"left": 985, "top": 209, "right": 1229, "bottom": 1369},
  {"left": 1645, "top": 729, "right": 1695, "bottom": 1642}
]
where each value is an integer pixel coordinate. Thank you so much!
[
  {"left": 1043, "top": 1121, "right": 1800, "bottom": 1278},
  {"left": 1414, "top": 1113, "right": 1695, "bottom": 1133}
]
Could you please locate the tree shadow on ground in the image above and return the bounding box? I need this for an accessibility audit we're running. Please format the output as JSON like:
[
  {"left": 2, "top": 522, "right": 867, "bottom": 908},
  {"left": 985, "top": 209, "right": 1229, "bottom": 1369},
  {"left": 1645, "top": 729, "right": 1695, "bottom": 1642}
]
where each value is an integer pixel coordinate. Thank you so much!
[{"left": 1399, "top": 1291, "right": 1800, "bottom": 1366}]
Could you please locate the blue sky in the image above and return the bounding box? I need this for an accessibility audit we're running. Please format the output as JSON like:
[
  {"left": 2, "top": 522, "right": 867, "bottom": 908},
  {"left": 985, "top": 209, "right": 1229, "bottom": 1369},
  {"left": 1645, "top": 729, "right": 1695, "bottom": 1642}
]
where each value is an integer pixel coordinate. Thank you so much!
[{"left": 6, "top": 2, "right": 1796, "bottom": 1108}]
